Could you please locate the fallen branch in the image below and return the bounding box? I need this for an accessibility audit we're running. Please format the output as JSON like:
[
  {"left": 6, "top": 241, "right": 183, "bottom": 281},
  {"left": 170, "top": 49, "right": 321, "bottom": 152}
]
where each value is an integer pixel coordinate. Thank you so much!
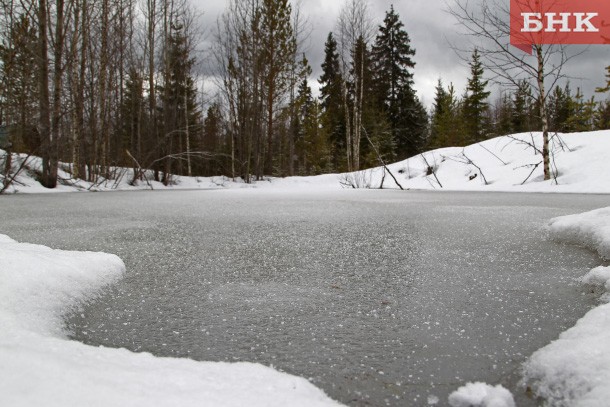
[
  {"left": 362, "top": 127, "right": 404, "bottom": 190},
  {"left": 446, "top": 150, "right": 489, "bottom": 185},
  {"left": 1, "top": 152, "right": 33, "bottom": 194},
  {"left": 515, "top": 161, "right": 543, "bottom": 185},
  {"left": 420, "top": 153, "right": 443, "bottom": 188},
  {"left": 479, "top": 143, "right": 508, "bottom": 165}
]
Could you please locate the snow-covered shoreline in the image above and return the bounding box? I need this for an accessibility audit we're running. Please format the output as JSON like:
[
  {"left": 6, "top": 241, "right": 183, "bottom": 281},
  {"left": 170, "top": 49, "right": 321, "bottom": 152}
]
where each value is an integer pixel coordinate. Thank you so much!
[
  {"left": 2, "top": 130, "right": 610, "bottom": 195},
  {"left": 0, "top": 235, "right": 341, "bottom": 407},
  {"left": 449, "top": 208, "right": 610, "bottom": 407},
  {"left": 521, "top": 208, "right": 610, "bottom": 407}
]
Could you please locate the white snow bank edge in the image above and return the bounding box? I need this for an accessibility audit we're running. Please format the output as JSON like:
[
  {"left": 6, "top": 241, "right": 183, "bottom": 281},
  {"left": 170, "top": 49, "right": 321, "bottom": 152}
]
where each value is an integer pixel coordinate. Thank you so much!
[
  {"left": 522, "top": 207, "right": 610, "bottom": 407},
  {"left": 0, "top": 234, "right": 342, "bottom": 407}
]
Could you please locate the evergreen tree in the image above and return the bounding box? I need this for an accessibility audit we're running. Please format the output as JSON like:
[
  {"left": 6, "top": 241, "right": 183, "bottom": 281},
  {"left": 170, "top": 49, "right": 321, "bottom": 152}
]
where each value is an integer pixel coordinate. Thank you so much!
[
  {"left": 595, "top": 66, "right": 610, "bottom": 130},
  {"left": 159, "top": 22, "right": 201, "bottom": 179},
  {"left": 462, "top": 48, "right": 490, "bottom": 143},
  {"left": 548, "top": 84, "right": 573, "bottom": 132},
  {"left": 429, "top": 79, "right": 449, "bottom": 148},
  {"left": 119, "top": 68, "right": 145, "bottom": 168},
  {"left": 260, "top": 0, "right": 297, "bottom": 176},
  {"left": 318, "top": 32, "right": 346, "bottom": 171},
  {"left": 295, "top": 76, "right": 327, "bottom": 174},
  {"left": 566, "top": 89, "right": 596, "bottom": 132},
  {"left": 429, "top": 80, "right": 464, "bottom": 148},
  {"left": 595, "top": 66, "right": 610, "bottom": 93},
  {"left": 595, "top": 101, "right": 610, "bottom": 130},
  {"left": 512, "top": 80, "right": 536, "bottom": 133},
  {"left": 195, "top": 102, "right": 224, "bottom": 176},
  {"left": 371, "top": 5, "right": 426, "bottom": 159},
  {"left": 0, "top": 14, "right": 40, "bottom": 152}
]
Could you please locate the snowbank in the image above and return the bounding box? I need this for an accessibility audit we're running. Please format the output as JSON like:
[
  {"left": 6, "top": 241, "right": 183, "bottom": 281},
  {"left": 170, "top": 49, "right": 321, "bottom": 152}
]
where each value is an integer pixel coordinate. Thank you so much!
[
  {"left": 448, "top": 382, "right": 516, "bottom": 407},
  {"left": 548, "top": 207, "right": 610, "bottom": 259},
  {"left": 0, "top": 235, "right": 341, "bottom": 407},
  {"left": 2, "top": 130, "right": 610, "bottom": 194},
  {"left": 522, "top": 207, "right": 610, "bottom": 407}
]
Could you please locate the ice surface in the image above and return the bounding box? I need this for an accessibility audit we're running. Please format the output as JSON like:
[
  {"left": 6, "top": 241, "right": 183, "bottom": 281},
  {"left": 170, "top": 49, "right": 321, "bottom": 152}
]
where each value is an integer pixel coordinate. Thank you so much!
[
  {"left": 448, "top": 382, "right": 516, "bottom": 407},
  {"left": 523, "top": 207, "right": 610, "bottom": 407},
  {"left": 2, "top": 190, "right": 606, "bottom": 406},
  {"left": 0, "top": 234, "right": 341, "bottom": 407}
]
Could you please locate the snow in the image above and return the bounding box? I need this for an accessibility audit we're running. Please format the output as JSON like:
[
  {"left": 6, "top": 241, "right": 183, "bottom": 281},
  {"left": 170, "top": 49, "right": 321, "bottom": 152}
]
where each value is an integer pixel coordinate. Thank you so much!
[
  {"left": 3, "top": 130, "right": 610, "bottom": 405},
  {"left": 548, "top": 206, "right": 610, "bottom": 259},
  {"left": 0, "top": 234, "right": 342, "bottom": 407},
  {"left": 2, "top": 130, "right": 610, "bottom": 194},
  {"left": 448, "top": 382, "right": 516, "bottom": 407},
  {"left": 522, "top": 207, "right": 610, "bottom": 407}
]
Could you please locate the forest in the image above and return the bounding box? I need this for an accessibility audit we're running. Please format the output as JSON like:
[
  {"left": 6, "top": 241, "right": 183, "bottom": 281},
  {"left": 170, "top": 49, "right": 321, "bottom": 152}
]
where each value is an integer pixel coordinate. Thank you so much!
[{"left": 1, "top": 0, "right": 610, "bottom": 188}]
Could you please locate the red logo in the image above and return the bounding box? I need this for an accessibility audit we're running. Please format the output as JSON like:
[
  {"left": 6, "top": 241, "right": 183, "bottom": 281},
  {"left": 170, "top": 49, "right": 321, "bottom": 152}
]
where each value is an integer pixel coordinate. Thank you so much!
[{"left": 510, "top": 0, "right": 610, "bottom": 53}]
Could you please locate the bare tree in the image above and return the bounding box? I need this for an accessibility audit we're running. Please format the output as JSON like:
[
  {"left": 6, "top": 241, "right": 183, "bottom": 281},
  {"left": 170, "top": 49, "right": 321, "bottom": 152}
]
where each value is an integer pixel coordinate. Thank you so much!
[
  {"left": 336, "top": 0, "right": 374, "bottom": 172},
  {"left": 448, "top": 0, "right": 580, "bottom": 181}
]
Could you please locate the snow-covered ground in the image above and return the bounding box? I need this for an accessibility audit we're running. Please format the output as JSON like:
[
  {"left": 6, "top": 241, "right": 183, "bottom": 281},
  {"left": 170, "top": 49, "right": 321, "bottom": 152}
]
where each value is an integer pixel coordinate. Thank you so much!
[
  {"left": 0, "top": 235, "right": 341, "bottom": 407},
  {"left": 521, "top": 208, "right": 610, "bottom": 407},
  {"left": 2, "top": 130, "right": 610, "bottom": 194}
]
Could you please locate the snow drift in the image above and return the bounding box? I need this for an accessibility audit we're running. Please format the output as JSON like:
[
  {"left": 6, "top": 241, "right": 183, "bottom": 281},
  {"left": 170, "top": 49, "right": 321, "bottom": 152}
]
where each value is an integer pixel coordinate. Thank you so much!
[
  {"left": 522, "top": 208, "right": 610, "bottom": 407},
  {"left": 0, "top": 235, "right": 341, "bottom": 407},
  {"left": 2, "top": 130, "right": 610, "bottom": 194}
]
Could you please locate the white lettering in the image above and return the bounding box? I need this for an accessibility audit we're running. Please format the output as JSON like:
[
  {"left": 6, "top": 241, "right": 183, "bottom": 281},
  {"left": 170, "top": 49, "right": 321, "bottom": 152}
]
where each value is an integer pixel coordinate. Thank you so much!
[
  {"left": 573, "top": 13, "right": 599, "bottom": 32},
  {"left": 545, "top": 13, "right": 571, "bottom": 32},
  {"left": 521, "top": 13, "right": 543, "bottom": 32}
]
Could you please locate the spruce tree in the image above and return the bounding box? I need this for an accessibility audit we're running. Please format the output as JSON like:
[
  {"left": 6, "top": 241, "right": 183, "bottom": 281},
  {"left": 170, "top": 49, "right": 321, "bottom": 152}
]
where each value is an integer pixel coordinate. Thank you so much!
[
  {"left": 318, "top": 32, "right": 346, "bottom": 171},
  {"left": 429, "top": 80, "right": 464, "bottom": 148},
  {"left": 548, "top": 84, "right": 573, "bottom": 132},
  {"left": 594, "top": 66, "right": 610, "bottom": 130},
  {"left": 119, "top": 68, "right": 145, "bottom": 168},
  {"left": 429, "top": 79, "right": 449, "bottom": 148},
  {"left": 512, "top": 81, "right": 534, "bottom": 133},
  {"left": 595, "top": 101, "right": 610, "bottom": 130},
  {"left": 0, "top": 14, "right": 40, "bottom": 152},
  {"left": 566, "top": 89, "right": 596, "bottom": 132},
  {"left": 371, "top": 5, "right": 426, "bottom": 159},
  {"left": 159, "top": 22, "right": 201, "bottom": 179},
  {"left": 595, "top": 66, "right": 610, "bottom": 93},
  {"left": 197, "top": 103, "right": 224, "bottom": 176},
  {"left": 295, "top": 75, "right": 327, "bottom": 174},
  {"left": 462, "top": 48, "right": 490, "bottom": 144}
]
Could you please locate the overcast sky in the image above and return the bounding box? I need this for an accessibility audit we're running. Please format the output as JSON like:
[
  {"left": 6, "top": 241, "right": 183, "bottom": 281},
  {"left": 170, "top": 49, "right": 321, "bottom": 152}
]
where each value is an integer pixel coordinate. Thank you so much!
[{"left": 192, "top": 0, "right": 610, "bottom": 108}]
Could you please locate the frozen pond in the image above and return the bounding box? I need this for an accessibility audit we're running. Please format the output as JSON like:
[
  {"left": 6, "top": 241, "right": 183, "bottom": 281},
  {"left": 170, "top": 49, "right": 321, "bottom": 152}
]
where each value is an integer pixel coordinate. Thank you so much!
[{"left": 1, "top": 189, "right": 606, "bottom": 406}]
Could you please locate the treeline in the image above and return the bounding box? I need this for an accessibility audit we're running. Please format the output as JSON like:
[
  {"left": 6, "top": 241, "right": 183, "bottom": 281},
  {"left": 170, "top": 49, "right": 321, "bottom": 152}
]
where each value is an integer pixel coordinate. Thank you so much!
[
  {"left": 1, "top": 0, "right": 609, "bottom": 187},
  {"left": 211, "top": 1, "right": 427, "bottom": 180},
  {"left": 0, "top": 0, "right": 203, "bottom": 188},
  {"left": 429, "top": 51, "right": 610, "bottom": 149}
]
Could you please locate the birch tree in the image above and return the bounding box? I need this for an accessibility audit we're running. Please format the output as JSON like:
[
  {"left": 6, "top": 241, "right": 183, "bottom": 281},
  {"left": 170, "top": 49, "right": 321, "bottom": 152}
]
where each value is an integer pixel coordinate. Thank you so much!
[{"left": 449, "top": 0, "right": 579, "bottom": 181}]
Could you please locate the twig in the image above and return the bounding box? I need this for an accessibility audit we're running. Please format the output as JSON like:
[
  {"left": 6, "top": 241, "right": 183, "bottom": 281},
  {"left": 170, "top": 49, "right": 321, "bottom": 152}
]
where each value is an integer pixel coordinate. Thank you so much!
[
  {"left": 420, "top": 153, "right": 443, "bottom": 188},
  {"left": 517, "top": 161, "right": 543, "bottom": 185},
  {"left": 1, "top": 152, "right": 33, "bottom": 194},
  {"left": 479, "top": 143, "right": 508, "bottom": 165},
  {"left": 447, "top": 150, "right": 489, "bottom": 185},
  {"left": 361, "top": 127, "right": 404, "bottom": 190}
]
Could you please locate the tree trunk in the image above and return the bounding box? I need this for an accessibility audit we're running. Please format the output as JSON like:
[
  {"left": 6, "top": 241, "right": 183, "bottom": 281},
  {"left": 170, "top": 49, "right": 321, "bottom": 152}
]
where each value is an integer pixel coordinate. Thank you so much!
[
  {"left": 536, "top": 45, "right": 551, "bottom": 181},
  {"left": 184, "top": 87, "right": 191, "bottom": 176},
  {"left": 38, "top": 0, "right": 55, "bottom": 188},
  {"left": 342, "top": 80, "right": 352, "bottom": 172}
]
